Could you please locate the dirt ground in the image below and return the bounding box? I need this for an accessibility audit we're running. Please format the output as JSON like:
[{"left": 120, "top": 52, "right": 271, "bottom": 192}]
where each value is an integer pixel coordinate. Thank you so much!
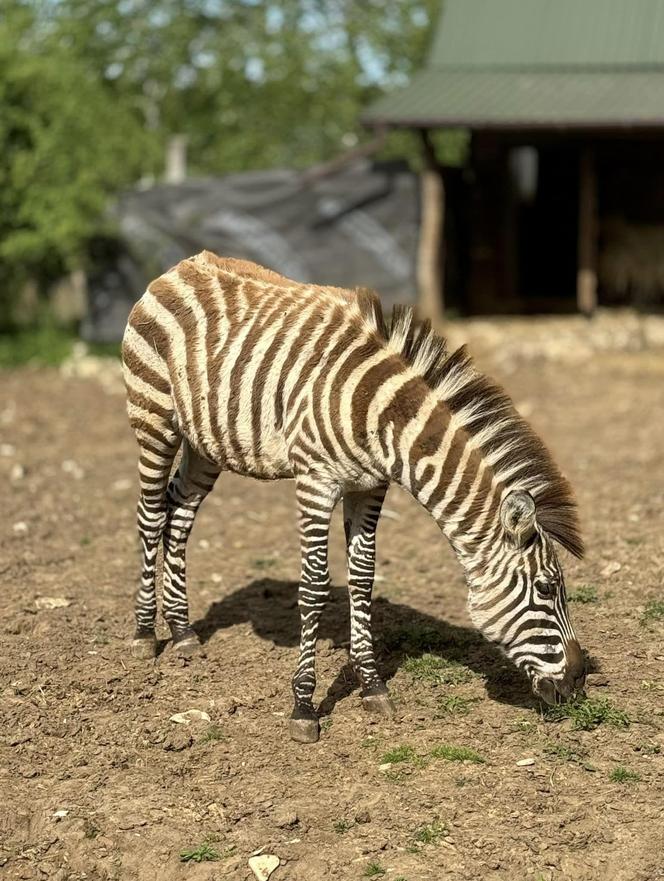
[{"left": 1, "top": 340, "right": 663, "bottom": 881}]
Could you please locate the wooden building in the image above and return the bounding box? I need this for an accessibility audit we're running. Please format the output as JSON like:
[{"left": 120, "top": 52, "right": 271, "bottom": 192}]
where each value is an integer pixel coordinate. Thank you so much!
[{"left": 363, "top": 0, "right": 664, "bottom": 317}]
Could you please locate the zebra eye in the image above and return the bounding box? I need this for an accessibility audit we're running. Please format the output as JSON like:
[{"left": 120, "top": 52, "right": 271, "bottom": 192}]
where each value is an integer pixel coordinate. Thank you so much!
[{"left": 535, "top": 578, "right": 556, "bottom": 599}]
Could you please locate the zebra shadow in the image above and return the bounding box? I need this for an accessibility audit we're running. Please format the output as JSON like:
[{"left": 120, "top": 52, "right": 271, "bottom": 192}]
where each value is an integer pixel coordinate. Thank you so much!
[{"left": 192, "top": 577, "right": 539, "bottom": 714}]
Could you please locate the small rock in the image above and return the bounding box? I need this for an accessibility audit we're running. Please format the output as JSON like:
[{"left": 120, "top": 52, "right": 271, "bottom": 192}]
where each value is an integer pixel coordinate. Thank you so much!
[
  {"left": 516, "top": 758, "right": 536, "bottom": 767},
  {"left": 587, "top": 674, "right": 609, "bottom": 687},
  {"left": 600, "top": 561, "right": 621, "bottom": 578},
  {"left": 211, "top": 573, "right": 223, "bottom": 583},
  {"left": 52, "top": 809, "right": 69, "bottom": 820},
  {"left": 0, "top": 443, "right": 15, "bottom": 457},
  {"left": 169, "top": 709, "right": 211, "bottom": 725},
  {"left": 274, "top": 809, "right": 298, "bottom": 829},
  {"left": 12, "top": 521, "right": 28, "bottom": 536},
  {"left": 61, "top": 459, "right": 85, "bottom": 480},
  {"left": 35, "top": 597, "right": 71, "bottom": 610},
  {"left": 355, "top": 810, "right": 371, "bottom": 824},
  {"left": 378, "top": 763, "right": 392, "bottom": 772},
  {"left": 248, "top": 854, "right": 280, "bottom": 881},
  {"left": 198, "top": 538, "right": 210, "bottom": 550},
  {"left": 10, "top": 464, "right": 25, "bottom": 481}
]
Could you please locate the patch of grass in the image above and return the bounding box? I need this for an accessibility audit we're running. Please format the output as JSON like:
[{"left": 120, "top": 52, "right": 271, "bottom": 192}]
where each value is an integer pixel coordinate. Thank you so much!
[
  {"left": 568, "top": 585, "right": 598, "bottom": 604},
  {"left": 364, "top": 862, "right": 386, "bottom": 877},
  {"left": 179, "top": 841, "right": 221, "bottom": 863},
  {"left": 333, "top": 819, "right": 353, "bottom": 834},
  {"left": 642, "top": 600, "right": 664, "bottom": 624},
  {"left": 361, "top": 736, "right": 379, "bottom": 750},
  {"left": 199, "top": 725, "right": 226, "bottom": 743},
  {"left": 435, "top": 695, "right": 480, "bottom": 716},
  {"left": 80, "top": 536, "right": 92, "bottom": 546},
  {"left": 0, "top": 325, "right": 75, "bottom": 368},
  {"left": 543, "top": 742, "right": 596, "bottom": 771},
  {"left": 413, "top": 819, "right": 448, "bottom": 845},
  {"left": 635, "top": 742, "right": 661, "bottom": 756},
  {"left": 380, "top": 745, "right": 420, "bottom": 765},
  {"left": 252, "top": 557, "right": 276, "bottom": 570},
  {"left": 430, "top": 744, "right": 485, "bottom": 764},
  {"left": 403, "top": 653, "right": 473, "bottom": 685},
  {"left": 609, "top": 766, "right": 641, "bottom": 784},
  {"left": 510, "top": 716, "right": 537, "bottom": 733},
  {"left": 543, "top": 696, "right": 630, "bottom": 731}
]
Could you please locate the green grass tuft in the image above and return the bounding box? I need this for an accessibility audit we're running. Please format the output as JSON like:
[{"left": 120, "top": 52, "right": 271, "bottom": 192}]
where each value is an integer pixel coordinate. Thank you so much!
[
  {"left": 413, "top": 819, "right": 448, "bottom": 845},
  {"left": 364, "top": 862, "right": 386, "bottom": 877},
  {"left": 568, "top": 585, "right": 598, "bottom": 604},
  {"left": 333, "top": 819, "right": 353, "bottom": 834},
  {"left": 642, "top": 600, "right": 664, "bottom": 623},
  {"left": 252, "top": 557, "right": 276, "bottom": 570},
  {"left": 435, "top": 695, "right": 480, "bottom": 716},
  {"left": 179, "top": 842, "right": 221, "bottom": 863},
  {"left": 380, "top": 745, "right": 419, "bottom": 765},
  {"left": 543, "top": 696, "right": 630, "bottom": 731},
  {"left": 543, "top": 742, "right": 596, "bottom": 771},
  {"left": 430, "top": 744, "right": 485, "bottom": 764},
  {"left": 199, "top": 725, "right": 226, "bottom": 743},
  {"left": 0, "top": 326, "right": 75, "bottom": 368},
  {"left": 402, "top": 653, "right": 473, "bottom": 685},
  {"left": 609, "top": 766, "right": 641, "bottom": 784}
]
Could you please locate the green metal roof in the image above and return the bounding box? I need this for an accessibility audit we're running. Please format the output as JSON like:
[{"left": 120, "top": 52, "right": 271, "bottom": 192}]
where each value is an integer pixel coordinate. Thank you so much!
[{"left": 363, "top": 0, "right": 664, "bottom": 129}]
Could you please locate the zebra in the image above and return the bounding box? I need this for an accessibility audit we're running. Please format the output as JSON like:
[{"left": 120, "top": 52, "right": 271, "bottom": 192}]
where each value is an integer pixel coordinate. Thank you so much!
[{"left": 122, "top": 250, "right": 586, "bottom": 743}]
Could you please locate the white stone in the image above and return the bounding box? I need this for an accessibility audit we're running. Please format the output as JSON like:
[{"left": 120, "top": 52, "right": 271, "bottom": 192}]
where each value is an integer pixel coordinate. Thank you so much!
[
  {"left": 516, "top": 757, "right": 536, "bottom": 767},
  {"left": 248, "top": 854, "right": 280, "bottom": 881},
  {"left": 169, "top": 709, "right": 211, "bottom": 725},
  {"left": 35, "top": 597, "right": 71, "bottom": 610},
  {"left": 12, "top": 521, "right": 28, "bottom": 535}
]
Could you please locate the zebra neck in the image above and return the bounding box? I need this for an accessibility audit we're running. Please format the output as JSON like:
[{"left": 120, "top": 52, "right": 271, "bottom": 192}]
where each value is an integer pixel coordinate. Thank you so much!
[{"left": 384, "top": 390, "right": 500, "bottom": 558}]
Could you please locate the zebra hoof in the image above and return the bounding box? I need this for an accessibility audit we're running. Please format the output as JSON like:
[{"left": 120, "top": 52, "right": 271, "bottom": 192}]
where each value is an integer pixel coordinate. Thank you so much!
[
  {"left": 362, "top": 693, "right": 395, "bottom": 718},
  {"left": 289, "top": 717, "right": 320, "bottom": 744},
  {"left": 173, "top": 634, "right": 202, "bottom": 658},
  {"left": 131, "top": 634, "right": 157, "bottom": 659}
]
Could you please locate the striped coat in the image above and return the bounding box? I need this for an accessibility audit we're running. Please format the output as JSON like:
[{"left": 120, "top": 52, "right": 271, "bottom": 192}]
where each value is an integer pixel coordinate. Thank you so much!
[{"left": 122, "top": 251, "right": 585, "bottom": 743}]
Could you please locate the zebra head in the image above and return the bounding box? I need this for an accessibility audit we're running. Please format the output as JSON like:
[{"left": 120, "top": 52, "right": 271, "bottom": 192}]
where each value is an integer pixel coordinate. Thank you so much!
[{"left": 467, "top": 490, "right": 586, "bottom": 704}]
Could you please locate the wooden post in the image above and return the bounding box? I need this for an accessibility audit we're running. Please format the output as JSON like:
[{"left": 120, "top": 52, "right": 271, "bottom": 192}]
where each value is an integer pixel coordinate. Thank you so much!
[
  {"left": 577, "top": 144, "right": 598, "bottom": 315},
  {"left": 417, "top": 129, "right": 445, "bottom": 325}
]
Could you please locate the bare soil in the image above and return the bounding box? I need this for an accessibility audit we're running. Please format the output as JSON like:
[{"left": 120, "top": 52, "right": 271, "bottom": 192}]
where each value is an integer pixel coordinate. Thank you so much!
[{"left": 1, "top": 348, "right": 663, "bottom": 881}]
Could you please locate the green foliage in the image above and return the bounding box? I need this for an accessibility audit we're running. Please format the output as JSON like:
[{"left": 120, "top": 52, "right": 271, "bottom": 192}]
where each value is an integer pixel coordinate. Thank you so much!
[
  {"left": 333, "top": 819, "right": 353, "bottom": 834},
  {"left": 0, "top": 325, "right": 74, "bottom": 367},
  {"left": 0, "top": 1, "right": 448, "bottom": 322},
  {"left": 543, "top": 742, "right": 596, "bottom": 771},
  {"left": 430, "top": 744, "right": 485, "bottom": 764},
  {"left": 544, "top": 697, "right": 630, "bottom": 731},
  {"left": 179, "top": 841, "right": 221, "bottom": 863},
  {"left": 199, "top": 725, "right": 226, "bottom": 743},
  {"left": 381, "top": 745, "right": 420, "bottom": 765},
  {"left": 403, "top": 653, "right": 474, "bottom": 685},
  {"left": 609, "top": 766, "right": 640, "bottom": 784},
  {"left": 436, "top": 695, "right": 480, "bottom": 716},
  {"left": 568, "top": 586, "right": 599, "bottom": 604},
  {"left": 413, "top": 819, "right": 448, "bottom": 845},
  {"left": 364, "top": 863, "right": 386, "bottom": 878},
  {"left": 642, "top": 600, "right": 664, "bottom": 623}
]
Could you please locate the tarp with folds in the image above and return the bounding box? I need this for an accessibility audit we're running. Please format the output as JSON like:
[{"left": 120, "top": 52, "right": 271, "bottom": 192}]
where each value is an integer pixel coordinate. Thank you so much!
[{"left": 82, "top": 162, "right": 419, "bottom": 343}]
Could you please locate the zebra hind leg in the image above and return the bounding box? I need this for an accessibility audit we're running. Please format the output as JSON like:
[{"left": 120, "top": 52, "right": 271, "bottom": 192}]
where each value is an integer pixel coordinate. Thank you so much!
[
  {"left": 343, "top": 486, "right": 395, "bottom": 718},
  {"left": 162, "top": 442, "right": 221, "bottom": 656},
  {"left": 131, "top": 424, "right": 181, "bottom": 659}
]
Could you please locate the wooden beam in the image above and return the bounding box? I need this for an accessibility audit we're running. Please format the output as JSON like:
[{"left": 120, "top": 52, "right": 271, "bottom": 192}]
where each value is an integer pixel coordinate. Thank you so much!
[
  {"left": 577, "top": 144, "right": 598, "bottom": 315},
  {"left": 416, "top": 129, "right": 445, "bottom": 325}
]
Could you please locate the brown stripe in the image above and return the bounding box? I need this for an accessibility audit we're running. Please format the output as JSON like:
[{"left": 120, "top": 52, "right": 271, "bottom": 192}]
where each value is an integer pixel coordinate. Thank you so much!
[
  {"left": 350, "top": 355, "right": 404, "bottom": 449},
  {"left": 123, "top": 345, "right": 171, "bottom": 396},
  {"left": 284, "top": 305, "right": 345, "bottom": 421},
  {"left": 274, "top": 307, "right": 331, "bottom": 430}
]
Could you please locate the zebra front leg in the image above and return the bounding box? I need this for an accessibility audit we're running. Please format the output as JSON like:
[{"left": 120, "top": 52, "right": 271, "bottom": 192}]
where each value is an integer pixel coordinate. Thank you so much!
[
  {"left": 289, "top": 476, "right": 340, "bottom": 744},
  {"left": 343, "top": 486, "right": 394, "bottom": 717},
  {"left": 162, "top": 443, "right": 220, "bottom": 656},
  {"left": 131, "top": 427, "right": 181, "bottom": 659}
]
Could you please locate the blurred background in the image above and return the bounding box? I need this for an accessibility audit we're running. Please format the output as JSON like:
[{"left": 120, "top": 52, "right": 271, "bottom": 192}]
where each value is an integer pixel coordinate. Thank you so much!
[{"left": 2, "top": 0, "right": 664, "bottom": 360}]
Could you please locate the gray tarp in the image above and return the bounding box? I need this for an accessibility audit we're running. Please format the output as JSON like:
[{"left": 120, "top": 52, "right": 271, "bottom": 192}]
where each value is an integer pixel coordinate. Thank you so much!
[{"left": 82, "top": 161, "right": 419, "bottom": 342}]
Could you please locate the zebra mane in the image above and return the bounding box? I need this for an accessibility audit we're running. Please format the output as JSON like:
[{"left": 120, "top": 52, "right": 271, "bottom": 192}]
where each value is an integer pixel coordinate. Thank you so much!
[{"left": 384, "top": 305, "right": 584, "bottom": 558}]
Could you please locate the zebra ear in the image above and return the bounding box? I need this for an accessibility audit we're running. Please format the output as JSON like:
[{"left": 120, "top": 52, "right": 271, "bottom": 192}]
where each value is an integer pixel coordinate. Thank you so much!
[{"left": 500, "top": 491, "right": 537, "bottom": 548}]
